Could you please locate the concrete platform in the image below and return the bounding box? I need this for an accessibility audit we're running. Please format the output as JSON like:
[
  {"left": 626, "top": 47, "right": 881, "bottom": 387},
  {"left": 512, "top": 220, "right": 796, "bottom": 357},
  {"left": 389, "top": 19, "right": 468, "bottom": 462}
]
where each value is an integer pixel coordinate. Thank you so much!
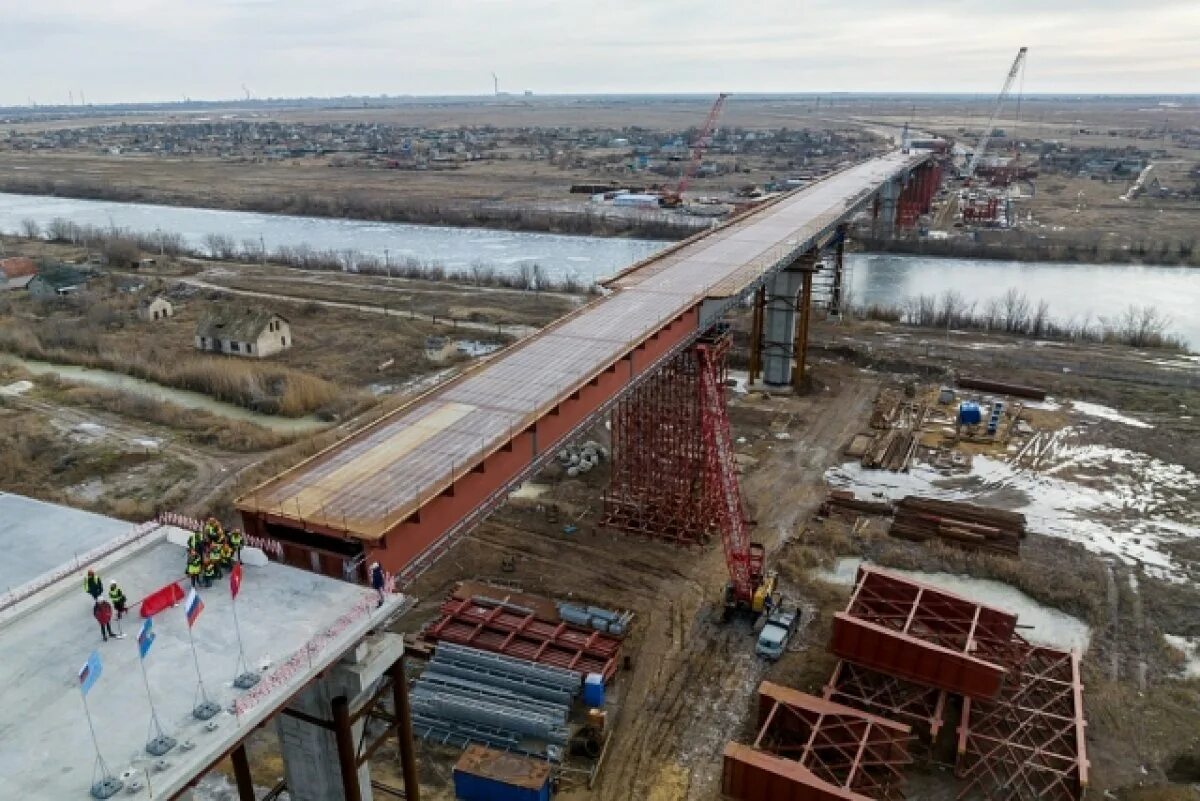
[
  {"left": 0, "top": 492, "right": 132, "bottom": 590},
  {"left": 0, "top": 528, "right": 405, "bottom": 800}
]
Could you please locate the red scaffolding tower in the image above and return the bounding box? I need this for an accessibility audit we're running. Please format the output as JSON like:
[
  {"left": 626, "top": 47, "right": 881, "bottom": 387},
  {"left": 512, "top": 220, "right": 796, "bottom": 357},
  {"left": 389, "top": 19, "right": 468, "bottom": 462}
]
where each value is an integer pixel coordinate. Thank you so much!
[{"left": 603, "top": 330, "right": 732, "bottom": 545}]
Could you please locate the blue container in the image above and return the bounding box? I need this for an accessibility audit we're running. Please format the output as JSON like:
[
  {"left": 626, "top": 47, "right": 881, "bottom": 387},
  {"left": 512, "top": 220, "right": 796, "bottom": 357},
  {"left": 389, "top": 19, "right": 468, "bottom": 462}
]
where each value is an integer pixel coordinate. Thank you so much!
[
  {"left": 582, "top": 673, "right": 605, "bottom": 708},
  {"left": 454, "top": 745, "right": 551, "bottom": 801},
  {"left": 958, "top": 401, "right": 982, "bottom": 426}
]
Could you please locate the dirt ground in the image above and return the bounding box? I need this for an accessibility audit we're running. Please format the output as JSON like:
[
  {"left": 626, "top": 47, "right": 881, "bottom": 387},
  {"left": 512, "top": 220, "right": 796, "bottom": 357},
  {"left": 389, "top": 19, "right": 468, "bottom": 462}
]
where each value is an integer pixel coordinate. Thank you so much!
[{"left": 353, "top": 312, "right": 1200, "bottom": 801}]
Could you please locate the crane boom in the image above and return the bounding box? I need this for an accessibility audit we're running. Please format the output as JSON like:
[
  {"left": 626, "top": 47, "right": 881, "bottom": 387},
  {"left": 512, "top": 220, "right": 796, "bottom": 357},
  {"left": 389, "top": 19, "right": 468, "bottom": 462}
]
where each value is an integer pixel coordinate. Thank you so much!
[
  {"left": 677, "top": 92, "right": 729, "bottom": 196},
  {"left": 964, "top": 47, "right": 1027, "bottom": 180}
]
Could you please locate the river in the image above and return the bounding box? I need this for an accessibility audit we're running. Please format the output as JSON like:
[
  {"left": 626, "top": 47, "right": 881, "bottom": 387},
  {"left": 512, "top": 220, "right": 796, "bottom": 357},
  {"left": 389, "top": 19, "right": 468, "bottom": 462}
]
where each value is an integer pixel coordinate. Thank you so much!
[{"left": 2, "top": 192, "right": 1197, "bottom": 348}]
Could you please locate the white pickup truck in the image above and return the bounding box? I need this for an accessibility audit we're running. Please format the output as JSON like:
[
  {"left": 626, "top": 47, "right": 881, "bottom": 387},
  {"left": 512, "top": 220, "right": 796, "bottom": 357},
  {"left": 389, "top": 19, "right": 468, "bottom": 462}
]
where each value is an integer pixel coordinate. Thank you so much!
[{"left": 755, "top": 607, "right": 798, "bottom": 660}]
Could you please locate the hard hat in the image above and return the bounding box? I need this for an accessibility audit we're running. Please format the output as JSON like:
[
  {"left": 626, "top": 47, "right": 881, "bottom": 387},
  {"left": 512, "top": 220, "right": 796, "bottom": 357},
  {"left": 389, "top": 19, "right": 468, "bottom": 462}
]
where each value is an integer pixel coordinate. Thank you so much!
[
  {"left": 371, "top": 562, "right": 380, "bottom": 569},
  {"left": 110, "top": 581, "right": 117, "bottom": 587}
]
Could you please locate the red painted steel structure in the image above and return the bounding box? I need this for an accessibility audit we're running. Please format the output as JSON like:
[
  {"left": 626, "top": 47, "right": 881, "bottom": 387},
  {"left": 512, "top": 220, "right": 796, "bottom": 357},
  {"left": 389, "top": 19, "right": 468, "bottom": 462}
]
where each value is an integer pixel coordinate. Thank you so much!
[
  {"left": 895, "top": 161, "right": 943, "bottom": 228},
  {"left": 235, "top": 153, "right": 930, "bottom": 585},
  {"left": 602, "top": 336, "right": 729, "bottom": 544},
  {"left": 722, "top": 682, "right": 912, "bottom": 801},
  {"left": 823, "top": 660, "right": 948, "bottom": 738},
  {"left": 956, "top": 646, "right": 1088, "bottom": 801},
  {"left": 423, "top": 596, "right": 621, "bottom": 680},
  {"left": 829, "top": 566, "right": 1020, "bottom": 699}
]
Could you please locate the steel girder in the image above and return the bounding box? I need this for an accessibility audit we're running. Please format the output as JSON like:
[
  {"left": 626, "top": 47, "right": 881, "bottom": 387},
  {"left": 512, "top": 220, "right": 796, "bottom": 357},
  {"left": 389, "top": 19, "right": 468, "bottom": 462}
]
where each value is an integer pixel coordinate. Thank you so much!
[{"left": 823, "top": 660, "right": 949, "bottom": 739}]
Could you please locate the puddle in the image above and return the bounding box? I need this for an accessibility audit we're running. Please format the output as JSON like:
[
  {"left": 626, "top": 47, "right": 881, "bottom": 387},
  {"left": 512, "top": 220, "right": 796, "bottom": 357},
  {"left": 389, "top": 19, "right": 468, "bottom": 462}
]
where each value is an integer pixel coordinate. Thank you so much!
[
  {"left": 510, "top": 482, "right": 551, "bottom": 500},
  {"left": 818, "top": 557, "right": 1091, "bottom": 652},
  {"left": 1163, "top": 634, "right": 1200, "bottom": 678},
  {"left": 1070, "top": 400, "right": 1153, "bottom": 429},
  {"left": 826, "top": 426, "right": 1200, "bottom": 580},
  {"left": 4, "top": 355, "right": 327, "bottom": 433}
]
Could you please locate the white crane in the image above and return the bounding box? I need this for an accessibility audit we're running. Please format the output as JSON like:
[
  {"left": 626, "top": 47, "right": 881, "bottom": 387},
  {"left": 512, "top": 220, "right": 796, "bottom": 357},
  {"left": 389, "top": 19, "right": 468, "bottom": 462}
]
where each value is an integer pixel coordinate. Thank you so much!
[{"left": 964, "top": 47, "right": 1028, "bottom": 182}]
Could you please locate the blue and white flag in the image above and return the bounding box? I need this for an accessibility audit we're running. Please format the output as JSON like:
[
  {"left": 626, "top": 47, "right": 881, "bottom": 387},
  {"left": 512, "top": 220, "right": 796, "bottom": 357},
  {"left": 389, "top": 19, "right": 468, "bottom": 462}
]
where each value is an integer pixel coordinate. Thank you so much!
[
  {"left": 137, "top": 618, "right": 155, "bottom": 660},
  {"left": 78, "top": 650, "right": 102, "bottom": 697}
]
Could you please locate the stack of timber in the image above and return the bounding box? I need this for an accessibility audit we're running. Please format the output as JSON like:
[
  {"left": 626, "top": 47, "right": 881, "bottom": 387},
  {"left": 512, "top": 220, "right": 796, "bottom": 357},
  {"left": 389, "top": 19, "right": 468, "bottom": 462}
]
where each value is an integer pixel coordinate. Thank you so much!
[
  {"left": 862, "top": 401, "right": 927, "bottom": 472},
  {"left": 889, "top": 497, "right": 1025, "bottom": 556},
  {"left": 821, "top": 490, "right": 894, "bottom": 518}
]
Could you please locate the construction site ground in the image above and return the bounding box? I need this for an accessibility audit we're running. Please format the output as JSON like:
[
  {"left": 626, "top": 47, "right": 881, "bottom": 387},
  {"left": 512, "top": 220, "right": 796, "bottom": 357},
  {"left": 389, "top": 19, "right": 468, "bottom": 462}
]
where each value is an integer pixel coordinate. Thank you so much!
[{"left": 376, "top": 312, "right": 1200, "bottom": 801}]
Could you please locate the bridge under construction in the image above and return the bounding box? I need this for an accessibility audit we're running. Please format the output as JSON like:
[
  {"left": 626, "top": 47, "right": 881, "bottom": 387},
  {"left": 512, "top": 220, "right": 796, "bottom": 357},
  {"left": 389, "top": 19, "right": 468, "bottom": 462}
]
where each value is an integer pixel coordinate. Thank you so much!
[{"left": 236, "top": 150, "right": 940, "bottom": 583}]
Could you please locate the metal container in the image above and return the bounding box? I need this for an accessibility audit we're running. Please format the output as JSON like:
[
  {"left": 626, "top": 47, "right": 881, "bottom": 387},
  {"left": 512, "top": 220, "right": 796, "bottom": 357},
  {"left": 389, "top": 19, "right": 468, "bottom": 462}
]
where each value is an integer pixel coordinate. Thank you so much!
[
  {"left": 454, "top": 744, "right": 551, "bottom": 801},
  {"left": 582, "top": 673, "right": 605, "bottom": 707},
  {"left": 958, "top": 401, "right": 982, "bottom": 426}
]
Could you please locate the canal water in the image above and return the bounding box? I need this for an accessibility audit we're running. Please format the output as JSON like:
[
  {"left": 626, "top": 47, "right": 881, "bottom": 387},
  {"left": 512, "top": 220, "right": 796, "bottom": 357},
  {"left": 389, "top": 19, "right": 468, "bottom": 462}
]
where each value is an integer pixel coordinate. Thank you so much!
[{"left": 2, "top": 192, "right": 1197, "bottom": 348}]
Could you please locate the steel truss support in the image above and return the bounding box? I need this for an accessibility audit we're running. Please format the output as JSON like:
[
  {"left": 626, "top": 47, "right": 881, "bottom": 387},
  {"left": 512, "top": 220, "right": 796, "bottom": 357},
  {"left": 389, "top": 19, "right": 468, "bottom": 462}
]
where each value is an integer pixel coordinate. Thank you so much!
[
  {"left": 722, "top": 681, "right": 913, "bottom": 801},
  {"left": 831, "top": 566, "right": 1023, "bottom": 699},
  {"left": 824, "top": 660, "right": 948, "bottom": 739},
  {"left": 603, "top": 329, "right": 732, "bottom": 545},
  {"left": 829, "top": 224, "right": 847, "bottom": 317},
  {"left": 895, "top": 161, "right": 944, "bottom": 229},
  {"left": 956, "top": 646, "right": 1088, "bottom": 801}
]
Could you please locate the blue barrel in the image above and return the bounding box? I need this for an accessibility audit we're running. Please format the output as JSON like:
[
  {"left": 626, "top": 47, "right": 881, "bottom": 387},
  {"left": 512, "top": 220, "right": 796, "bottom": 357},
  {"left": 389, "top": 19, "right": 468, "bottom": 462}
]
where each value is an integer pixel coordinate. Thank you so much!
[
  {"left": 582, "top": 673, "right": 605, "bottom": 707},
  {"left": 958, "top": 401, "right": 982, "bottom": 426}
]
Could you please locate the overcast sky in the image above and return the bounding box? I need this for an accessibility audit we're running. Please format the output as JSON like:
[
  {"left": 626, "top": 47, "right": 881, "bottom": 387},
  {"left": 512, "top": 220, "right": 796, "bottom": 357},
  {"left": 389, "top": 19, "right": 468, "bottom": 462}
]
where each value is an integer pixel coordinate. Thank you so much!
[{"left": 1, "top": 0, "right": 1197, "bottom": 105}]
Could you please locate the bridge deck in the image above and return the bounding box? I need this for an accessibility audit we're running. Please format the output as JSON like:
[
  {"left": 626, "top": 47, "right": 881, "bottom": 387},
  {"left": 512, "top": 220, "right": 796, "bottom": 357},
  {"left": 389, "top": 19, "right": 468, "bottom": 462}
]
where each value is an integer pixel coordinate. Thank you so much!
[{"left": 237, "top": 152, "right": 923, "bottom": 549}]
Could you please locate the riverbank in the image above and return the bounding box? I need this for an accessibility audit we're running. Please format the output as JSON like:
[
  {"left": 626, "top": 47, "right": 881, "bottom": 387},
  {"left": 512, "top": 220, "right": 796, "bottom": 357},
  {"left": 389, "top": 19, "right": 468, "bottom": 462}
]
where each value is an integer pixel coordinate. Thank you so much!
[{"left": 855, "top": 231, "right": 1200, "bottom": 268}]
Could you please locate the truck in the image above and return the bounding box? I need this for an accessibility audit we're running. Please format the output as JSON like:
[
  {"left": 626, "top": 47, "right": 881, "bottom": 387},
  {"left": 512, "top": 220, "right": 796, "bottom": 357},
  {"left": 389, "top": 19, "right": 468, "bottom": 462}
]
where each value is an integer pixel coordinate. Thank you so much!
[{"left": 754, "top": 606, "right": 798, "bottom": 660}]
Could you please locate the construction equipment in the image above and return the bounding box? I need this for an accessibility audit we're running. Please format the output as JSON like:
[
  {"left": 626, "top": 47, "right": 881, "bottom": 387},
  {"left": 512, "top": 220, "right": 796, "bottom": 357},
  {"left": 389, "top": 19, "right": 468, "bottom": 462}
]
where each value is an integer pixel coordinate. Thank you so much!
[
  {"left": 695, "top": 333, "right": 773, "bottom": 618},
  {"left": 963, "top": 47, "right": 1028, "bottom": 183},
  {"left": 659, "top": 93, "right": 729, "bottom": 208}
]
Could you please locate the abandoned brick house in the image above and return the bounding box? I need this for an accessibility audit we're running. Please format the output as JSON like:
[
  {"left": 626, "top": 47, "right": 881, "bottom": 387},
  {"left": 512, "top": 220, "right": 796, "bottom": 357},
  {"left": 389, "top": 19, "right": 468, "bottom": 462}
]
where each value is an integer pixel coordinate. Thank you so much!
[
  {"left": 194, "top": 305, "right": 291, "bottom": 358},
  {"left": 138, "top": 296, "right": 174, "bottom": 322}
]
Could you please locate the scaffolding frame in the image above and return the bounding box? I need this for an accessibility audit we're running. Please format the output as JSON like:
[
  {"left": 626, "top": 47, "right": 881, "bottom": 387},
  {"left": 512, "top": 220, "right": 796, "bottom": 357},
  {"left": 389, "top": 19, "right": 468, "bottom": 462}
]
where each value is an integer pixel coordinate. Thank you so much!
[{"left": 823, "top": 660, "right": 948, "bottom": 739}]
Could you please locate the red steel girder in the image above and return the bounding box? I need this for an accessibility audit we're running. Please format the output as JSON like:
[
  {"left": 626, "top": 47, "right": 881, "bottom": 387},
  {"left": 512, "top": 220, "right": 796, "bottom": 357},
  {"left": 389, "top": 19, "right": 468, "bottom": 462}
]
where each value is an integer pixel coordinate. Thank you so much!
[
  {"left": 956, "top": 646, "right": 1089, "bottom": 801},
  {"left": 823, "top": 660, "right": 948, "bottom": 739},
  {"left": 721, "top": 682, "right": 912, "bottom": 801},
  {"left": 424, "top": 597, "right": 621, "bottom": 680},
  {"left": 830, "top": 566, "right": 1020, "bottom": 699}
]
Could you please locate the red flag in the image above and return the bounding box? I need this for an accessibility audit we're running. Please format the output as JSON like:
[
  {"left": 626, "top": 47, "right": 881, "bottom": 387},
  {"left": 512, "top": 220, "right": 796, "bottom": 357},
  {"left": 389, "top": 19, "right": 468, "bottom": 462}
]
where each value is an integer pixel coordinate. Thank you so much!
[{"left": 230, "top": 563, "right": 243, "bottom": 600}]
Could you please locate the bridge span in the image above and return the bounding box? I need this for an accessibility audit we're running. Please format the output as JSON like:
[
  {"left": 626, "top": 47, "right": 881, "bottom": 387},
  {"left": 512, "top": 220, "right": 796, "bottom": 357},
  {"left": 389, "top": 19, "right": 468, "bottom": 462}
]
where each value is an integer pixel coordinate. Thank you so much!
[{"left": 237, "top": 150, "right": 932, "bottom": 581}]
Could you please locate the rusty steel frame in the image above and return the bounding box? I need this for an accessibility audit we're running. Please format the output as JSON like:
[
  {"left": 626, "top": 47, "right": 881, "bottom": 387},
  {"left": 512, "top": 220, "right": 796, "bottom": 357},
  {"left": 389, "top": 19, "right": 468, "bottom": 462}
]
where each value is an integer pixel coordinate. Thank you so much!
[
  {"left": 956, "top": 646, "right": 1088, "bottom": 801},
  {"left": 602, "top": 334, "right": 730, "bottom": 544},
  {"left": 424, "top": 596, "right": 621, "bottom": 680},
  {"left": 823, "top": 660, "right": 948, "bottom": 739},
  {"left": 896, "top": 161, "right": 943, "bottom": 228},
  {"left": 722, "top": 681, "right": 912, "bottom": 801},
  {"left": 830, "top": 566, "right": 1021, "bottom": 699}
]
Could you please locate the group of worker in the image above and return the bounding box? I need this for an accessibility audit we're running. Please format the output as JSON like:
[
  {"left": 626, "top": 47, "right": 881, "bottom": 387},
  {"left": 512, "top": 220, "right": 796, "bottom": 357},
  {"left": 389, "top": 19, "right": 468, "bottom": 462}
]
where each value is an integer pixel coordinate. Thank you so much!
[
  {"left": 185, "top": 517, "right": 243, "bottom": 589},
  {"left": 84, "top": 569, "right": 128, "bottom": 642}
]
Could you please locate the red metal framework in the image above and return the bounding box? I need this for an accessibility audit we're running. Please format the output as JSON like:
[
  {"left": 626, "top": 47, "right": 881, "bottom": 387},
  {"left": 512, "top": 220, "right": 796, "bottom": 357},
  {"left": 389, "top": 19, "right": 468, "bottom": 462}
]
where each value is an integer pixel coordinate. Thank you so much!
[
  {"left": 423, "top": 596, "right": 621, "bottom": 680},
  {"left": 896, "top": 161, "right": 943, "bottom": 228},
  {"left": 603, "top": 339, "right": 722, "bottom": 544},
  {"left": 722, "top": 682, "right": 913, "bottom": 801},
  {"left": 956, "top": 646, "right": 1088, "bottom": 801},
  {"left": 823, "top": 660, "right": 948, "bottom": 739},
  {"left": 830, "top": 566, "right": 1021, "bottom": 699}
]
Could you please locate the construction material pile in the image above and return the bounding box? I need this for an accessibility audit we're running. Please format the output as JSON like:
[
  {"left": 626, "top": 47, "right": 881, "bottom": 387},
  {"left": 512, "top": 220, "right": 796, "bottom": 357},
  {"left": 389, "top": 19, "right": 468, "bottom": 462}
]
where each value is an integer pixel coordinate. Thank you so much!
[
  {"left": 821, "top": 489, "right": 894, "bottom": 518},
  {"left": 412, "top": 642, "right": 579, "bottom": 759},
  {"left": 888, "top": 496, "right": 1026, "bottom": 556}
]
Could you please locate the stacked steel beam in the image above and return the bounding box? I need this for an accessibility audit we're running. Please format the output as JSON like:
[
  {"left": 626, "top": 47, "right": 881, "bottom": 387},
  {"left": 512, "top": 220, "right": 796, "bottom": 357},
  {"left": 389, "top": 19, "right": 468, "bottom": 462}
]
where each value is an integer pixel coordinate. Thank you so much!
[
  {"left": 424, "top": 595, "right": 623, "bottom": 680},
  {"left": 889, "top": 497, "right": 1025, "bottom": 556},
  {"left": 411, "top": 643, "right": 579, "bottom": 759},
  {"left": 603, "top": 333, "right": 730, "bottom": 544}
]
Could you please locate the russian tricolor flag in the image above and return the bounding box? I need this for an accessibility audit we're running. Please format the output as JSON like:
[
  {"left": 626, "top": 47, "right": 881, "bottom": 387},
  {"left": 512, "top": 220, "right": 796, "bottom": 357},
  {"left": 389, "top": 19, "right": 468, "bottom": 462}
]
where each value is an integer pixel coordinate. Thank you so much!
[{"left": 184, "top": 588, "right": 204, "bottom": 628}]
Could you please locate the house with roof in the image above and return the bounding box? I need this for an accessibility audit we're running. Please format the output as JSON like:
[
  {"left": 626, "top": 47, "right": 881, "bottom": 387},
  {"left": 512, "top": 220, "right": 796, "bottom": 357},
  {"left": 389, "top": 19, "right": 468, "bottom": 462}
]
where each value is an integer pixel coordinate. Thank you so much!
[
  {"left": 195, "top": 305, "right": 291, "bottom": 358},
  {"left": 138, "top": 296, "right": 174, "bottom": 322},
  {"left": 27, "top": 264, "right": 92, "bottom": 297},
  {"left": 0, "top": 257, "right": 38, "bottom": 291}
]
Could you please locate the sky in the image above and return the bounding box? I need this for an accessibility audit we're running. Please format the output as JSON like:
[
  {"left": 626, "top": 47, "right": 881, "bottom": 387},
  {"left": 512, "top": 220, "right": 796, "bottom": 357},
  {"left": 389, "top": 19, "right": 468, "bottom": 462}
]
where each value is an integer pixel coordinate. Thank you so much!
[{"left": 1, "top": 0, "right": 1197, "bottom": 105}]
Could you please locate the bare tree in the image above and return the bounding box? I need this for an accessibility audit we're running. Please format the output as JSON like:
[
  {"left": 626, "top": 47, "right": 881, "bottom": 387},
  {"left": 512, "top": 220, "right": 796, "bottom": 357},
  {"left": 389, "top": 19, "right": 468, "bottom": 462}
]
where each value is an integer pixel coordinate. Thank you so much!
[{"left": 19, "top": 218, "right": 41, "bottom": 239}]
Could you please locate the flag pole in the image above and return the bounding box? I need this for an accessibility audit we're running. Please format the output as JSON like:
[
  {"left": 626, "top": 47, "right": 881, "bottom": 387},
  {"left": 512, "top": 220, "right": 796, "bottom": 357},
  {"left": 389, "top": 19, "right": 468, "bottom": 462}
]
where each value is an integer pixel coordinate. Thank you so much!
[
  {"left": 138, "top": 650, "right": 176, "bottom": 756},
  {"left": 230, "top": 596, "right": 260, "bottom": 689},
  {"left": 81, "top": 689, "right": 122, "bottom": 798},
  {"left": 186, "top": 616, "right": 220, "bottom": 720}
]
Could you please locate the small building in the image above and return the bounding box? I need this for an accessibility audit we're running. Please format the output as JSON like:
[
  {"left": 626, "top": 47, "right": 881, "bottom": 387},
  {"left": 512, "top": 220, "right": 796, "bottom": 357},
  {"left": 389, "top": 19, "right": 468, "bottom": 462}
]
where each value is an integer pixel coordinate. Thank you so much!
[
  {"left": 612, "top": 192, "right": 662, "bottom": 209},
  {"left": 138, "top": 296, "right": 174, "bottom": 322},
  {"left": 0, "top": 256, "right": 37, "bottom": 291},
  {"left": 27, "top": 264, "right": 91, "bottom": 297},
  {"left": 195, "top": 305, "right": 291, "bottom": 358}
]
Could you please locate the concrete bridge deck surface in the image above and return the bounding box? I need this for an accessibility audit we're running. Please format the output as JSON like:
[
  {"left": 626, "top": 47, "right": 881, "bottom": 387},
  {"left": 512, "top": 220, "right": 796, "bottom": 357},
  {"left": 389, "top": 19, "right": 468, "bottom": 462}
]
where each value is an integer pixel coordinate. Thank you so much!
[
  {"left": 237, "top": 151, "right": 925, "bottom": 549},
  {"left": 0, "top": 528, "right": 404, "bottom": 800}
]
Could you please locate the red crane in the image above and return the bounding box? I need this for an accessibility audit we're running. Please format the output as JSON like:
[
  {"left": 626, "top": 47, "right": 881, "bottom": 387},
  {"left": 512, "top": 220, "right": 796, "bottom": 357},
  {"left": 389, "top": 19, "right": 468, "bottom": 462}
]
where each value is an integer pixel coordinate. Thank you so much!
[{"left": 660, "top": 92, "right": 729, "bottom": 208}]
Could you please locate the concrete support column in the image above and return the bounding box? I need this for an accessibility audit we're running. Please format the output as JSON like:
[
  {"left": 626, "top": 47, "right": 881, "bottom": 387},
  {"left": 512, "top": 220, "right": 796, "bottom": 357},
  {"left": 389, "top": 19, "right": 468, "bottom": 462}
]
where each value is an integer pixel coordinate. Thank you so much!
[
  {"left": 830, "top": 225, "right": 847, "bottom": 317},
  {"left": 873, "top": 177, "right": 901, "bottom": 237},
  {"left": 276, "top": 634, "right": 405, "bottom": 801},
  {"left": 762, "top": 252, "right": 816, "bottom": 387}
]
